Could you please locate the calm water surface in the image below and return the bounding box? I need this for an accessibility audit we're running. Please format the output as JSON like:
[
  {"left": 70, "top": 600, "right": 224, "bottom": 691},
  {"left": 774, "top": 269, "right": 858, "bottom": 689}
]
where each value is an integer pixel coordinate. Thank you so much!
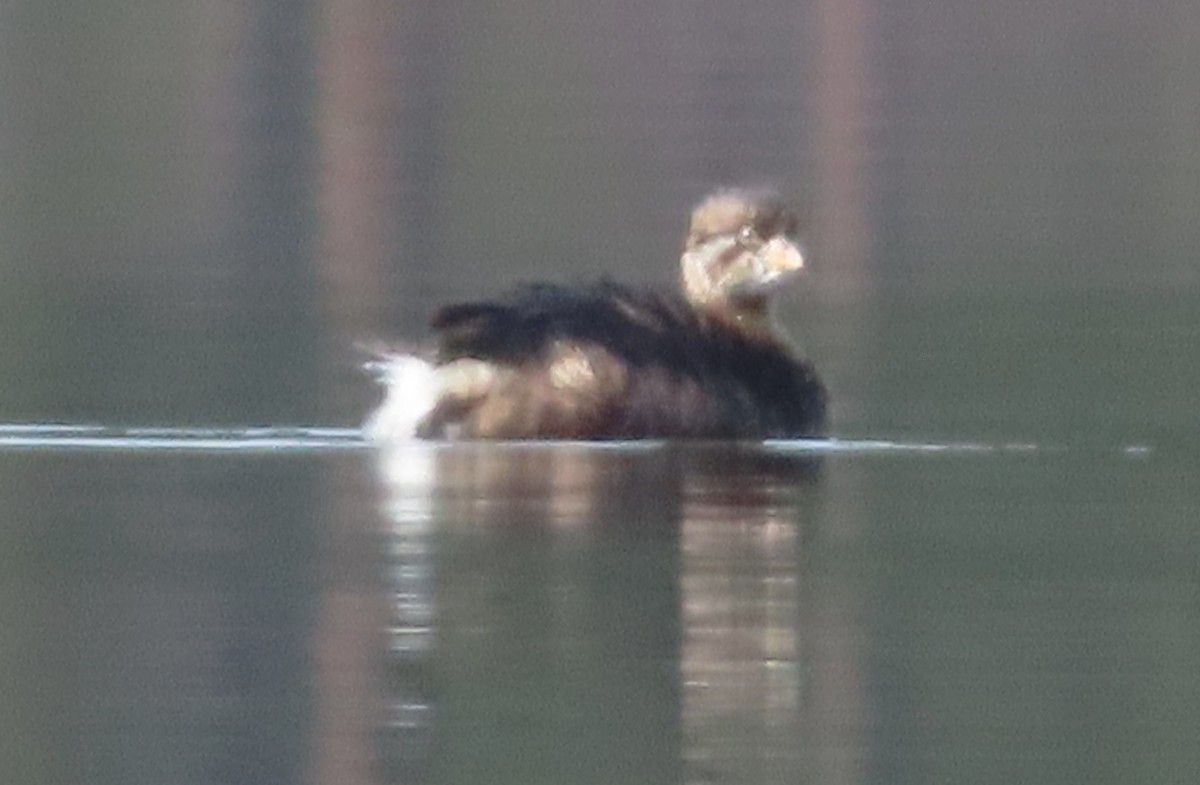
[{"left": 3, "top": 432, "right": 1197, "bottom": 785}]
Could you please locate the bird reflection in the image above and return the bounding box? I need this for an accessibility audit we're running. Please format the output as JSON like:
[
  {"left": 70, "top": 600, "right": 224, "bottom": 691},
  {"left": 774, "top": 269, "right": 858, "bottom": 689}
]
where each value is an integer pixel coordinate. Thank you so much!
[{"left": 373, "top": 443, "right": 822, "bottom": 782}]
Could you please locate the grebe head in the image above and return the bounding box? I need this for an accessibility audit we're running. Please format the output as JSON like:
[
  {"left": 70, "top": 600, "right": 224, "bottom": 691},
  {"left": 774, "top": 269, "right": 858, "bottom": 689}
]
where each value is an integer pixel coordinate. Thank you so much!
[{"left": 680, "top": 188, "right": 805, "bottom": 325}]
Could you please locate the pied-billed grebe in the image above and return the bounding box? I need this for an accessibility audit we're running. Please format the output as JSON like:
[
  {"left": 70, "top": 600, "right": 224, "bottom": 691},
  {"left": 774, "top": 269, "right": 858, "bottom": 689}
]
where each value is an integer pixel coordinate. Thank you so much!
[{"left": 366, "top": 188, "right": 827, "bottom": 440}]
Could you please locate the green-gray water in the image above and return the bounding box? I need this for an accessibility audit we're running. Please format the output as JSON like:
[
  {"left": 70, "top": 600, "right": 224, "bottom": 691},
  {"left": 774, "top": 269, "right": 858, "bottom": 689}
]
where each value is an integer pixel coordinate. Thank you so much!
[{"left": 2, "top": 1, "right": 1198, "bottom": 783}]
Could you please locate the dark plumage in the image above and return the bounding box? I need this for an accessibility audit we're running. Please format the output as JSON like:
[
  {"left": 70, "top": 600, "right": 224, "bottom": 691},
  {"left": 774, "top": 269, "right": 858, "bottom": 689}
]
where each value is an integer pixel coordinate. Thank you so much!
[{"left": 366, "top": 188, "right": 827, "bottom": 441}]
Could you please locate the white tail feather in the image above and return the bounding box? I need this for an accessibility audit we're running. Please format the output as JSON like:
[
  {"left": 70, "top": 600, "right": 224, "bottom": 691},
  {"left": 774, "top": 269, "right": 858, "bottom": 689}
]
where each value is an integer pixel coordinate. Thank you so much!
[{"left": 363, "top": 355, "right": 438, "bottom": 442}]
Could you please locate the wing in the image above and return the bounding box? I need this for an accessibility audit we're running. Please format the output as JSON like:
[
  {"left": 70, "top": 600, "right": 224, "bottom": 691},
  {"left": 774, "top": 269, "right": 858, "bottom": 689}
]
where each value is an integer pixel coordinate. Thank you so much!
[
  {"left": 424, "top": 282, "right": 825, "bottom": 438},
  {"left": 430, "top": 281, "right": 696, "bottom": 366}
]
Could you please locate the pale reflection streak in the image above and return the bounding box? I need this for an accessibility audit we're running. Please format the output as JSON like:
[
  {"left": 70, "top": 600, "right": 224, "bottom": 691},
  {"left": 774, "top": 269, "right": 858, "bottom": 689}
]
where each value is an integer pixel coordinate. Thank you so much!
[
  {"left": 372, "top": 442, "right": 609, "bottom": 782},
  {"left": 678, "top": 473, "right": 806, "bottom": 784},
  {"left": 372, "top": 442, "right": 438, "bottom": 782},
  {"left": 412, "top": 441, "right": 661, "bottom": 529}
]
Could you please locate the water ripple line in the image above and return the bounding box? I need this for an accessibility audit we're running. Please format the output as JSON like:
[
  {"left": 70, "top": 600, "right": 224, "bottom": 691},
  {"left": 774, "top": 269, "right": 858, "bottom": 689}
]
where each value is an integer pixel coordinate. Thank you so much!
[
  {"left": 0, "top": 422, "right": 1153, "bottom": 457},
  {"left": 0, "top": 423, "right": 366, "bottom": 453}
]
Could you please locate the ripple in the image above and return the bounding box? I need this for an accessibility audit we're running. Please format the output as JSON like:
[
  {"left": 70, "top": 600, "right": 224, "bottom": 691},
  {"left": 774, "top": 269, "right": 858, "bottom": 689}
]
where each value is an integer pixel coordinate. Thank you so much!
[
  {"left": 0, "top": 422, "right": 1153, "bottom": 458},
  {"left": 0, "top": 424, "right": 366, "bottom": 453}
]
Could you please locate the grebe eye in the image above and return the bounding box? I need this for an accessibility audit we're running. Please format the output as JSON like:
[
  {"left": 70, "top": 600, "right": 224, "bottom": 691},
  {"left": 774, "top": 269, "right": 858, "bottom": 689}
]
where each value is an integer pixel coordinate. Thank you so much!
[{"left": 736, "top": 225, "right": 759, "bottom": 246}]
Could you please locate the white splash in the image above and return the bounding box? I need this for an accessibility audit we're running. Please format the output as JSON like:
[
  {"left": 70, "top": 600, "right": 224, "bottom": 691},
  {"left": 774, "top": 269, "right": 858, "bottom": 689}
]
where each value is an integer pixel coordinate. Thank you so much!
[{"left": 363, "top": 355, "right": 439, "bottom": 443}]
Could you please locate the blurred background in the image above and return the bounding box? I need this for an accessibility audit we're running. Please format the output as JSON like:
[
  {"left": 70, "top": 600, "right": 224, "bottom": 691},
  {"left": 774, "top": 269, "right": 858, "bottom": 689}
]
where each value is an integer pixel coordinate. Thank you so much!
[
  {"left": 1, "top": 0, "right": 1195, "bottom": 439},
  {"left": 1, "top": 2, "right": 1198, "bottom": 785}
]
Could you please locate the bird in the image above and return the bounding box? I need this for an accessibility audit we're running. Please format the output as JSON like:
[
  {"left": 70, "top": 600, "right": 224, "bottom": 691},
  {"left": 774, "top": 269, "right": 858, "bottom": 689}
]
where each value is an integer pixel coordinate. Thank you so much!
[{"left": 365, "top": 187, "right": 827, "bottom": 441}]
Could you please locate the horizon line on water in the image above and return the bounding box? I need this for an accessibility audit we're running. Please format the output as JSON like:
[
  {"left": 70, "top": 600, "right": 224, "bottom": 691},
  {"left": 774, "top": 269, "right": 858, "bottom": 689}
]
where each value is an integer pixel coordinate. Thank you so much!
[
  {"left": 0, "top": 423, "right": 365, "bottom": 453},
  {"left": 0, "top": 422, "right": 1154, "bottom": 457}
]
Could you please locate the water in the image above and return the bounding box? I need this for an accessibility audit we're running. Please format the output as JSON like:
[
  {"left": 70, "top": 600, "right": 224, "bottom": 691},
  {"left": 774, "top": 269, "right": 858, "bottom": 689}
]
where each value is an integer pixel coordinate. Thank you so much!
[
  {"left": 3, "top": 431, "right": 1196, "bottom": 784},
  {"left": 3, "top": 0, "right": 1199, "bottom": 783}
]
